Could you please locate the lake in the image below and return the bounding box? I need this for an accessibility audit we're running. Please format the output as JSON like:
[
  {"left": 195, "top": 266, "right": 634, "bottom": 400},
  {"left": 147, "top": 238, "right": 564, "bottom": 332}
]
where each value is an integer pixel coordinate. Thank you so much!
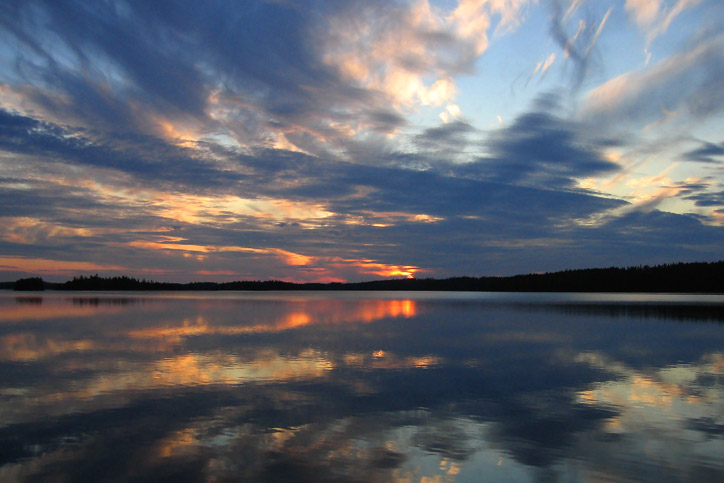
[{"left": 1, "top": 291, "right": 724, "bottom": 482}]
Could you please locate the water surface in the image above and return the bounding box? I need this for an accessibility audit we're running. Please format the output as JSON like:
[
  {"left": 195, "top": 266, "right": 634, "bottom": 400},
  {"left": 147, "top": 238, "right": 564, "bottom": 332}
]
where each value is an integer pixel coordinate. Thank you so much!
[{"left": 1, "top": 291, "right": 724, "bottom": 482}]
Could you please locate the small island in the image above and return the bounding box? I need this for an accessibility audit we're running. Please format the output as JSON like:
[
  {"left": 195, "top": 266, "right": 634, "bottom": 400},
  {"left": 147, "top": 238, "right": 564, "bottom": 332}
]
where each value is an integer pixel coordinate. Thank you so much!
[{"left": 12, "top": 277, "right": 45, "bottom": 291}]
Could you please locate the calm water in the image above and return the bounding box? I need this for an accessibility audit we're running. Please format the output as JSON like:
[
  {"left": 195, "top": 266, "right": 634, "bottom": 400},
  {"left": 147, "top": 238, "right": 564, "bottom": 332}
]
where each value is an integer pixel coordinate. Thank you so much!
[{"left": 2, "top": 291, "right": 724, "bottom": 482}]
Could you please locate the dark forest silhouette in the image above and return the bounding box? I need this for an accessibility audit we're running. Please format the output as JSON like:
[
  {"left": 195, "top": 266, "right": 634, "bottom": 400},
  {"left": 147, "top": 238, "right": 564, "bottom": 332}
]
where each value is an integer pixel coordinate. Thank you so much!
[
  {"left": 12, "top": 277, "right": 45, "bottom": 291},
  {"left": 5, "top": 261, "right": 724, "bottom": 292}
]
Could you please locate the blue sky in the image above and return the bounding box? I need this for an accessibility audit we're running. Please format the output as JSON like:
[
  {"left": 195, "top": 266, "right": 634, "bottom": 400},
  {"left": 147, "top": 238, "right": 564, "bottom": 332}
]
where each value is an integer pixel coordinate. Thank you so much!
[{"left": 0, "top": 0, "right": 723, "bottom": 282}]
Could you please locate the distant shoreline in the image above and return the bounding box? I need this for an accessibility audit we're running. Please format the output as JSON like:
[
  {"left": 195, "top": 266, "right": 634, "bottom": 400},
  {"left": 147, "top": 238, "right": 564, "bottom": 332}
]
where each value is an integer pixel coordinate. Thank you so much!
[{"left": 4, "top": 261, "right": 724, "bottom": 293}]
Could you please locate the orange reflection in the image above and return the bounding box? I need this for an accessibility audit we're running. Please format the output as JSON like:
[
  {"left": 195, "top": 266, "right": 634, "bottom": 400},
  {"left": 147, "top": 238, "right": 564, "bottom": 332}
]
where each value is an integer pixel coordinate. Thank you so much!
[
  {"left": 0, "top": 333, "right": 95, "bottom": 361},
  {"left": 354, "top": 299, "right": 417, "bottom": 321},
  {"left": 155, "top": 428, "right": 198, "bottom": 459},
  {"left": 343, "top": 350, "right": 443, "bottom": 370},
  {"left": 0, "top": 300, "right": 122, "bottom": 322},
  {"left": 6, "top": 350, "right": 335, "bottom": 415},
  {"left": 274, "top": 299, "right": 418, "bottom": 327},
  {"left": 0, "top": 297, "right": 430, "bottom": 429},
  {"left": 0, "top": 331, "right": 181, "bottom": 362},
  {"left": 105, "top": 350, "right": 332, "bottom": 394},
  {"left": 0, "top": 298, "right": 419, "bottom": 363},
  {"left": 127, "top": 299, "right": 418, "bottom": 343},
  {"left": 283, "top": 312, "right": 312, "bottom": 328}
]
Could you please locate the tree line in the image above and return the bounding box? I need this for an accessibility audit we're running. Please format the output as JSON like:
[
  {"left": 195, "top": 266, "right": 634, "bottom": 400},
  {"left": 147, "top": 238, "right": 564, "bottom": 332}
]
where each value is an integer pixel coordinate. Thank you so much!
[{"left": 7, "top": 260, "right": 724, "bottom": 293}]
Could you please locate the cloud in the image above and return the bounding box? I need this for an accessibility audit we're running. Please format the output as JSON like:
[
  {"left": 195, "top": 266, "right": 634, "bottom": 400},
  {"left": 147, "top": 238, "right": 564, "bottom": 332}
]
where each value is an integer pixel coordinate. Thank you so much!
[
  {"left": 583, "top": 31, "right": 724, "bottom": 129},
  {"left": 0, "top": 1, "right": 379, "bottom": 154},
  {"left": 0, "top": 112, "right": 240, "bottom": 203},
  {"left": 549, "top": 1, "right": 612, "bottom": 88},
  {"left": 456, "top": 94, "right": 620, "bottom": 189},
  {"left": 0, "top": 1, "right": 723, "bottom": 282},
  {"left": 625, "top": 0, "right": 702, "bottom": 44},
  {"left": 683, "top": 189, "right": 724, "bottom": 207},
  {"left": 529, "top": 53, "right": 557, "bottom": 81},
  {"left": 0, "top": 3, "right": 210, "bottom": 138},
  {"left": 3, "top": 98, "right": 724, "bottom": 282},
  {"left": 413, "top": 119, "right": 477, "bottom": 161},
  {"left": 0, "top": 0, "right": 536, "bottom": 161},
  {"left": 683, "top": 141, "right": 724, "bottom": 163},
  {"left": 416, "top": 120, "right": 475, "bottom": 144},
  {"left": 625, "top": 0, "right": 662, "bottom": 28}
]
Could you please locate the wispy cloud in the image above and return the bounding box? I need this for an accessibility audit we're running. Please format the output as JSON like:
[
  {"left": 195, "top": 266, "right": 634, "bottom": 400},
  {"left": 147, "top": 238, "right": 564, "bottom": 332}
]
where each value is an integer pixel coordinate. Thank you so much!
[
  {"left": 549, "top": 1, "right": 612, "bottom": 89},
  {"left": 583, "top": 31, "right": 724, "bottom": 128},
  {"left": 626, "top": 0, "right": 702, "bottom": 44}
]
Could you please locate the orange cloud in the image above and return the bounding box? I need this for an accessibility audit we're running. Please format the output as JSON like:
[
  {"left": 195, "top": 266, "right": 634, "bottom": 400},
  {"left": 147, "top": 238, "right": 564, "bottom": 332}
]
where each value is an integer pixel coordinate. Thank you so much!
[
  {"left": 0, "top": 217, "right": 94, "bottom": 245},
  {"left": 345, "top": 211, "right": 445, "bottom": 226},
  {"left": 194, "top": 270, "right": 240, "bottom": 276},
  {"left": 0, "top": 256, "right": 128, "bottom": 275},
  {"left": 151, "top": 115, "right": 200, "bottom": 147},
  {"left": 333, "top": 259, "right": 421, "bottom": 279},
  {"left": 35, "top": 174, "right": 334, "bottom": 228},
  {"left": 128, "top": 240, "right": 311, "bottom": 267},
  {"left": 127, "top": 238, "right": 419, "bottom": 280},
  {"left": 268, "top": 248, "right": 312, "bottom": 266}
]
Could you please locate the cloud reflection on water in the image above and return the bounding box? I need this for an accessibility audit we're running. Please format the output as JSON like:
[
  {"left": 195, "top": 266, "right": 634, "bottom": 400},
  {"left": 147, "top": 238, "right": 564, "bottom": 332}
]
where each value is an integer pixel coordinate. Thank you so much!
[{"left": 0, "top": 292, "right": 723, "bottom": 481}]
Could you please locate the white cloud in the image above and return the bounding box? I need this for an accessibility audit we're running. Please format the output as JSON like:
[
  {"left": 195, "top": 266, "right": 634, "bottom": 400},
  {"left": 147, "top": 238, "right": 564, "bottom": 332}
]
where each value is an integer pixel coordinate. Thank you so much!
[
  {"left": 323, "top": 0, "right": 532, "bottom": 111},
  {"left": 583, "top": 32, "right": 724, "bottom": 127},
  {"left": 625, "top": 0, "right": 661, "bottom": 27},
  {"left": 625, "top": 0, "right": 702, "bottom": 44}
]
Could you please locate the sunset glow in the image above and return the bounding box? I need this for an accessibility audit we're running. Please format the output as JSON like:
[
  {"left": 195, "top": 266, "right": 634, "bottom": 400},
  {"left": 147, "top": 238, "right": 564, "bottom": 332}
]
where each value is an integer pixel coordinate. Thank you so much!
[{"left": 0, "top": 0, "right": 723, "bottom": 282}]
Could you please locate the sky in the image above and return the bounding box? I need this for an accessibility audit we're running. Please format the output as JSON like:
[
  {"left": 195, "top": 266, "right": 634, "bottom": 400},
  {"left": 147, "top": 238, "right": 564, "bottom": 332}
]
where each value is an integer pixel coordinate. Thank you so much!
[{"left": 0, "top": 0, "right": 723, "bottom": 283}]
